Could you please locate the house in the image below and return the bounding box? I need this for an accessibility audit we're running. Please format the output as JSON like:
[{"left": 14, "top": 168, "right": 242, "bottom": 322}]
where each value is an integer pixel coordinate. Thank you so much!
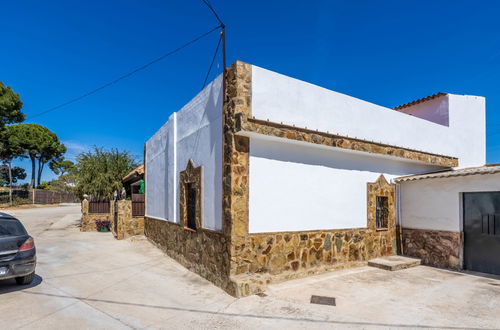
[
  {"left": 144, "top": 61, "right": 486, "bottom": 297},
  {"left": 122, "top": 164, "right": 144, "bottom": 197}
]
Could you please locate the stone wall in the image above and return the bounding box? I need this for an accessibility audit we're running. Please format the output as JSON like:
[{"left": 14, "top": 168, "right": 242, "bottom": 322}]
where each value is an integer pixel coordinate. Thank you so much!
[
  {"left": 144, "top": 217, "right": 235, "bottom": 294},
  {"left": 230, "top": 228, "right": 396, "bottom": 295},
  {"left": 222, "top": 61, "right": 252, "bottom": 241},
  {"left": 116, "top": 200, "right": 144, "bottom": 240},
  {"left": 402, "top": 227, "right": 461, "bottom": 270},
  {"left": 81, "top": 200, "right": 144, "bottom": 238},
  {"left": 81, "top": 199, "right": 114, "bottom": 232}
]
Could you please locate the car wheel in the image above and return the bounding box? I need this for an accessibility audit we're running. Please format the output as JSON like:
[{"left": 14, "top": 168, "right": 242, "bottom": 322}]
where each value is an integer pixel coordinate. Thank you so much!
[{"left": 15, "top": 272, "right": 35, "bottom": 285}]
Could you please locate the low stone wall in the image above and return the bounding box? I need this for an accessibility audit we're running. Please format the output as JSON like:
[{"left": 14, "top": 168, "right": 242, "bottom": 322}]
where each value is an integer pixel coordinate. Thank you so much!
[
  {"left": 230, "top": 228, "right": 396, "bottom": 295},
  {"left": 81, "top": 200, "right": 113, "bottom": 232},
  {"left": 144, "top": 217, "right": 235, "bottom": 294},
  {"left": 116, "top": 200, "right": 144, "bottom": 239},
  {"left": 402, "top": 227, "right": 461, "bottom": 270}
]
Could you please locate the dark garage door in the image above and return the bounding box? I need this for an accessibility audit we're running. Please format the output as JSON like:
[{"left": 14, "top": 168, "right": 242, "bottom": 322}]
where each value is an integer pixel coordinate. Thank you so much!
[{"left": 463, "top": 192, "right": 500, "bottom": 275}]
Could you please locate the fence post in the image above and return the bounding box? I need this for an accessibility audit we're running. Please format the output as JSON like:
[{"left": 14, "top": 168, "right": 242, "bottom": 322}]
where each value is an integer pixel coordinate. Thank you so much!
[{"left": 32, "top": 188, "right": 35, "bottom": 204}]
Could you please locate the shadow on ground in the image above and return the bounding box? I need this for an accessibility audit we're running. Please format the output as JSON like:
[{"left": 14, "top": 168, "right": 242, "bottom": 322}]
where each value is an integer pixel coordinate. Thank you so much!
[{"left": 0, "top": 274, "right": 43, "bottom": 294}]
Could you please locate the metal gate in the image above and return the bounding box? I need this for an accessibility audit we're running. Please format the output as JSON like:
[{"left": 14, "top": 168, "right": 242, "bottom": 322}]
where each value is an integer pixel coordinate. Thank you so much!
[{"left": 463, "top": 192, "right": 500, "bottom": 275}]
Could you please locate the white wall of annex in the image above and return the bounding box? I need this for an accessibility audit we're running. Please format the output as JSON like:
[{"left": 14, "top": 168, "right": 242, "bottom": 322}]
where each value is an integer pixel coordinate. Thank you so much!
[
  {"left": 398, "top": 96, "right": 450, "bottom": 126},
  {"left": 251, "top": 65, "right": 485, "bottom": 168},
  {"left": 399, "top": 173, "right": 500, "bottom": 232},
  {"left": 146, "top": 75, "right": 223, "bottom": 230},
  {"left": 145, "top": 114, "right": 175, "bottom": 222},
  {"left": 249, "top": 137, "right": 444, "bottom": 233},
  {"left": 176, "top": 75, "right": 223, "bottom": 230}
]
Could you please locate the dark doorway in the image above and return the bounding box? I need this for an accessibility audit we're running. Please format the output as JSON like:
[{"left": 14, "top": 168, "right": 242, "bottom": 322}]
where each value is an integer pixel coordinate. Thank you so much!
[
  {"left": 186, "top": 183, "right": 197, "bottom": 230},
  {"left": 463, "top": 192, "right": 500, "bottom": 275}
]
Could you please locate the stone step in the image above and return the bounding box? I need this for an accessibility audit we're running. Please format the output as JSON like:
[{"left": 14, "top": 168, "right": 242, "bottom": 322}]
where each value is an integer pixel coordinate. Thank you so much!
[{"left": 368, "top": 255, "right": 421, "bottom": 271}]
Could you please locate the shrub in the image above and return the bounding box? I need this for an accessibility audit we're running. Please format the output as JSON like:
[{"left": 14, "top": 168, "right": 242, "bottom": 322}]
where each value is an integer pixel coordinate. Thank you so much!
[{"left": 95, "top": 219, "right": 111, "bottom": 231}]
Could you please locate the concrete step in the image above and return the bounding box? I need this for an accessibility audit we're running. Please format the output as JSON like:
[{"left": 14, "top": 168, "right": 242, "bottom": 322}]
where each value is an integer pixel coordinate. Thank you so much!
[{"left": 368, "top": 256, "right": 421, "bottom": 271}]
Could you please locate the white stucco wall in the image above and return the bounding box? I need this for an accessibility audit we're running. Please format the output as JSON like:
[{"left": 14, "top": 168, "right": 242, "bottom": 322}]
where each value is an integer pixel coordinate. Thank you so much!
[
  {"left": 251, "top": 65, "right": 485, "bottom": 168},
  {"left": 399, "top": 173, "right": 500, "bottom": 232},
  {"left": 248, "top": 136, "right": 444, "bottom": 233},
  {"left": 398, "top": 96, "right": 450, "bottom": 126},
  {"left": 145, "top": 75, "right": 223, "bottom": 230},
  {"left": 145, "top": 114, "right": 175, "bottom": 221}
]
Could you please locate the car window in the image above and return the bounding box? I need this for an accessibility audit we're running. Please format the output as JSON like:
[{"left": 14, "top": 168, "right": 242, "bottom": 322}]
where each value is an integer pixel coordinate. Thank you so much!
[{"left": 0, "top": 220, "right": 27, "bottom": 237}]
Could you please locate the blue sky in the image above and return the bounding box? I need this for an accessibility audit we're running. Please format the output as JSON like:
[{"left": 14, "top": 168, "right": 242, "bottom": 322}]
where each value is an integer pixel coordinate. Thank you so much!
[{"left": 1, "top": 0, "right": 500, "bottom": 183}]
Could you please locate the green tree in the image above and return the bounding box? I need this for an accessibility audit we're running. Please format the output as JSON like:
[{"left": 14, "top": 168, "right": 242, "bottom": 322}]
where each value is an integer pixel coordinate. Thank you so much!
[
  {"left": 0, "top": 82, "right": 25, "bottom": 202},
  {"left": 5, "top": 124, "right": 65, "bottom": 188},
  {"left": 0, "top": 82, "right": 25, "bottom": 129},
  {"left": 0, "top": 125, "right": 26, "bottom": 202},
  {"left": 0, "top": 166, "right": 27, "bottom": 186},
  {"left": 37, "top": 181, "right": 51, "bottom": 190},
  {"left": 37, "top": 137, "right": 66, "bottom": 187},
  {"left": 48, "top": 173, "right": 77, "bottom": 194},
  {"left": 75, "top": 147, "right": 136, "bottom": 199},
  {"left": 49, "top": 159, "right": 75, "bottom": 177}
]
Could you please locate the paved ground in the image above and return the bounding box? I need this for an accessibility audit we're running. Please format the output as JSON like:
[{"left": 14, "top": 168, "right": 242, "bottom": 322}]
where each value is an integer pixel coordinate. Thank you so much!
[{"left": 1, "top": 205, "right": 500, "bottom": 329}]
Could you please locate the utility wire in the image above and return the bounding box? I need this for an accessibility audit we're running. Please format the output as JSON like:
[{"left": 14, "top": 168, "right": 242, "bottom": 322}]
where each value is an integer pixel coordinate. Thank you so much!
[
  {"left": 28, "top": 25, "right": 221, "bottom": 120},
  {"left": 201, "top": 34, "right": 222, "bottom": 89},
  {"left": 201, "top": 0, "right": 224, "bottom": 25},
  {"left": 200, "top": 0, "right": 226, "bottom": 75}
]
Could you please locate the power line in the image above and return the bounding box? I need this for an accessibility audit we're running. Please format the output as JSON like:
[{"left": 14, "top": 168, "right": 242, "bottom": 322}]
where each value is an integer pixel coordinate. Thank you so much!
[
  {"left": 201, "top": 0, "right": 224, "bottom": 26},
  {"left": 201, "top": 34, "right": 222, "bottom": 89},
  {"left": 28, "top": 25, "right": 221, "bottom": 120}
]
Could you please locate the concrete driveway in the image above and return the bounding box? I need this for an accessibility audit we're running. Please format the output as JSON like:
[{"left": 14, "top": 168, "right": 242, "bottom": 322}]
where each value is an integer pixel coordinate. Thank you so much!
[{"left": 1, "top": 205, "right": 500, "bottom": 329}]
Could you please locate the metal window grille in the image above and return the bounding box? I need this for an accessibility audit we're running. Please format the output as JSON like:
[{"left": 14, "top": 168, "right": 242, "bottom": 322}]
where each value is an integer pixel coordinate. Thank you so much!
[
  {"left": 186, "top": 183, "right": 197, "bottom": 230},
  {"left": 376, "top": 196, "right": 389, "bottom": 229}
]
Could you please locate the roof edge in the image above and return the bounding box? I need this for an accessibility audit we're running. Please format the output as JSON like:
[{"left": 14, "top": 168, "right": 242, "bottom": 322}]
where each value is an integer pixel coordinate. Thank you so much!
[{"left": 394, "top": 92, "right": 447, "bottom": 111}]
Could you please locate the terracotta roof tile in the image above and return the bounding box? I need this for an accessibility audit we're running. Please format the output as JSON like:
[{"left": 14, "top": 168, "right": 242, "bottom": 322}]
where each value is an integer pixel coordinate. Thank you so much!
[
  {"left": 393, "top": 92, "right": 447, "bottom": 111},
  {"left": 395, "top": 164, "right": 500, "bottom": 182},
  {"left": 123, "top": 164, "right": 144, "bottom": 182}
]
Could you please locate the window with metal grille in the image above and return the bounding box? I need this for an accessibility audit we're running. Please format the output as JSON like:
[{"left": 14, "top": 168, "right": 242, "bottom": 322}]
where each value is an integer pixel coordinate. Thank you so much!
[
  {"left": 186, "top": 183, "right": 197, "bottom": 230},
  {"left": 376, "top": 196, "right": 389, "bottom": 229}
]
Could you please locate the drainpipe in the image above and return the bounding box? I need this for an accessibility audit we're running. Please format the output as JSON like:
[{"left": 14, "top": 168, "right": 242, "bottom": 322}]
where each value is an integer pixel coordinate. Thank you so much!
[{"left": 396, "top": 181, "right": 404, "bottom": 255}]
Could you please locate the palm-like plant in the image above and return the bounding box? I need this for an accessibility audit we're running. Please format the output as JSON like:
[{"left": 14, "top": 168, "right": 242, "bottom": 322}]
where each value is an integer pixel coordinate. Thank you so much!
[{"left": 75, "top": 147, "right": 137, "bottom": 199}]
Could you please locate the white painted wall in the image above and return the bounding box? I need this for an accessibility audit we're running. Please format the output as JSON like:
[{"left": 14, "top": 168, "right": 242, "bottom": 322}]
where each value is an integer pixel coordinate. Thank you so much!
[
  {"left": 145, "top": 75, "right": 223, "bottom": 230},
  {"left": 399, "top": 173, "right": 500, "bottom": 232},
  {"left": 249, "top": 136, "right": 444, "bottom": 233},
  {"left": 145, "top": 113, "right": 175, "bottom": 221},
  {"left": 398, "top": 95, "right": 449, "bottom": 126},
  {"left": 251, "top": 65, "right": 485, "bottom": 168}
]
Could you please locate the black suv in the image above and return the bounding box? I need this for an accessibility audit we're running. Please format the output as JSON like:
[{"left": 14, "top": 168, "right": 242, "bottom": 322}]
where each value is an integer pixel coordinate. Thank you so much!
[{"left": 0, "top": 212, "right": 36, "bottom": 285}]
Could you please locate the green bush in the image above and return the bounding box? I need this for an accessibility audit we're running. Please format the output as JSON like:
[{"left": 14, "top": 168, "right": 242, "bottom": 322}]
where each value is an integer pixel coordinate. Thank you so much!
[{"left": 11, "top": 197, "right": 31, "bottom": 206}]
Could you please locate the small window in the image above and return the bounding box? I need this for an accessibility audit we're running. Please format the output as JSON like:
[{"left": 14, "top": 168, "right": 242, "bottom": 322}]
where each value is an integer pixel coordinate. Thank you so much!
[
  {"left": 376, "top": 196, "right": 389, "bottom": 229},
  {"left": 186, "top": 183, "right": 197, "bottom": 230}
]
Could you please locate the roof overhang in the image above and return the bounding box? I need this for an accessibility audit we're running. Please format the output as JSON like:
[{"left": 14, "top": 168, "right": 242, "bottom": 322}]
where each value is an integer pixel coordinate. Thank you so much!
[
  {"left": 123, "top": 164, "right": 144, "bottom": 183},
  {"left": 234, "top": 114, "right": 458, "bottom": 168},
  {"left": 395, "top": 164, "right": 500, "bottom": 182}
]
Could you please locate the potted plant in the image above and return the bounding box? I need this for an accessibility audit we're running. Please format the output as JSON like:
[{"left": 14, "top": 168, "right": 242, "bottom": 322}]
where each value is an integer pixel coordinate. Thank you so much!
[{"left": 96, "top": 219, "right": 111, "bottom": 232}]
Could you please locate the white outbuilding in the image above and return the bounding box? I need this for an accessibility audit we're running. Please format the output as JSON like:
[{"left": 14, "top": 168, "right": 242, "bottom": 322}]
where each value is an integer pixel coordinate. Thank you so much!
[{"left": 396, "top": 165, "right": 500, "bottom": 274}]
